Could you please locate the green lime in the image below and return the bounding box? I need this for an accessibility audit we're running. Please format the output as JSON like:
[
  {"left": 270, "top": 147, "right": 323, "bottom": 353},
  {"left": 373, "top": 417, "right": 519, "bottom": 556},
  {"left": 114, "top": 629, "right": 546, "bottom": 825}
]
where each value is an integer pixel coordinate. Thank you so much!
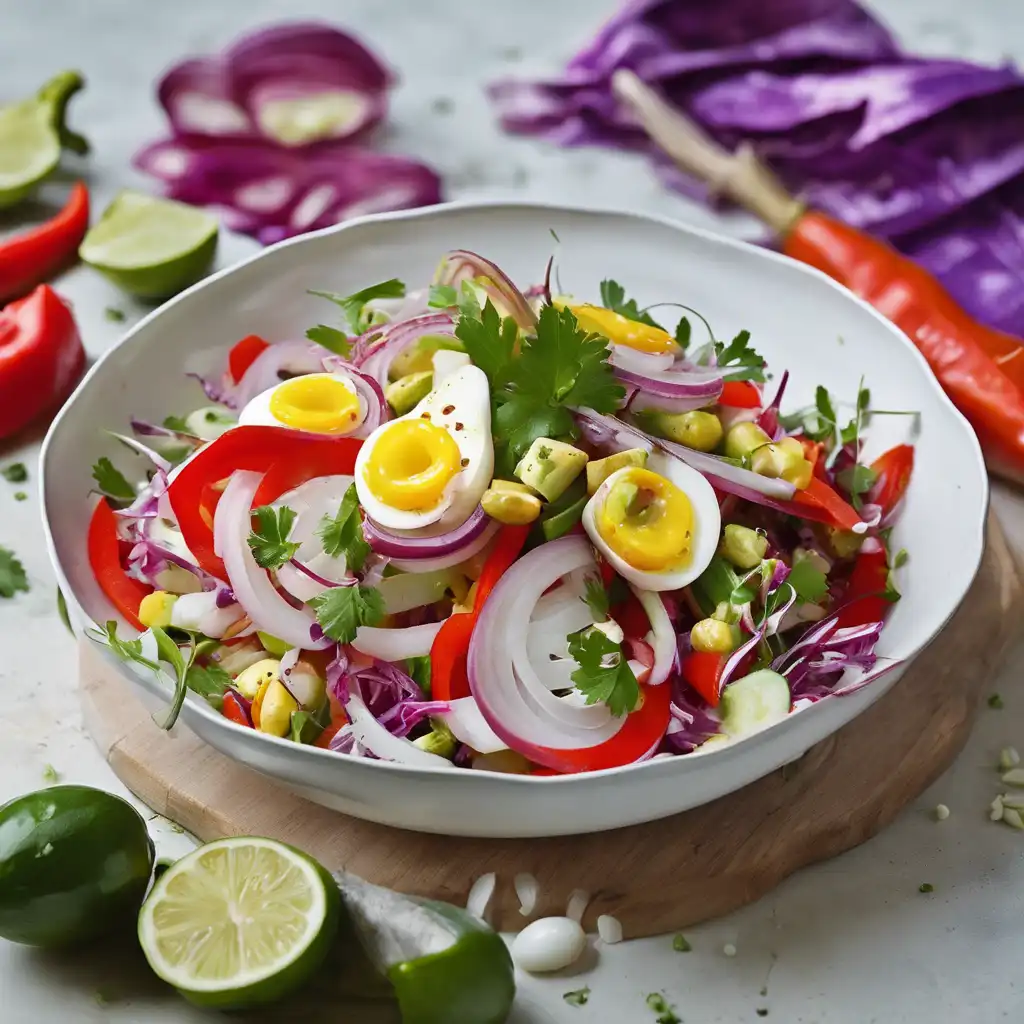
[
  {"left": 0, "top": 785, "right": 154, "bottom": 947},
  {"left": 0, "top": 71, "right": 89, "bottom": 208},
  {"left": 80, "top": 191, "right": 219, "bottom": 299},
  {"left": 138, "top": 837, "right": 340, "bottom": 1010}
]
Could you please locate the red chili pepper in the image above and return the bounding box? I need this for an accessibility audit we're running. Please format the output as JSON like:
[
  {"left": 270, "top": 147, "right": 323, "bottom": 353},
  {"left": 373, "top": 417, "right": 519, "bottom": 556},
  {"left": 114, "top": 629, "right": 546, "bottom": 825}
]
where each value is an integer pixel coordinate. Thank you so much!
[
  {"left": 222, "top": 691, "right": 253, "bottom": 728},
  {"left": 0, "top": 284, "right": 85, "bottom": 439},
  {"left": 0, "top": 182, "right": 90, "bottom": 304},
  {"left": 836, "top": 548, "right": 890, "bottom": 628},
  {"left": 718, "top": 380, "right": 762, "bottom": 408},
  {"left": 868, "top": 444, "right": 914, "bottom": 516},
  {"left": 681, "top": 650, "right": 728, "bottom": 708},
  {"left": 87, "top": 499, "right": 152, "bottom": 629},
  {"left": 792, "top": 476, "right": 863, "bottom": 532},
  {"left": 227, "top": 334, "right": 269, "bottom": 383},
  {"left": 166, "top": 426, "right": 362, "bottom": 579},
  {"left": 430, "top": 526, "right": 531, "bottom": 701},
  {"left": 785, "top": 211, "right": 1024, "bottom": 483}
]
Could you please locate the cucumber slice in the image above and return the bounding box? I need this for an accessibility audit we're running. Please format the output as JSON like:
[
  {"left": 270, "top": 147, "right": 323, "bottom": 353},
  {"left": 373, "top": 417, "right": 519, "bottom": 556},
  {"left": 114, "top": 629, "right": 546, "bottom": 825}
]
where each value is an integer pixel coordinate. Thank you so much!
[{"left": 719, "top": 669, "right": 791, "bottom": 738}]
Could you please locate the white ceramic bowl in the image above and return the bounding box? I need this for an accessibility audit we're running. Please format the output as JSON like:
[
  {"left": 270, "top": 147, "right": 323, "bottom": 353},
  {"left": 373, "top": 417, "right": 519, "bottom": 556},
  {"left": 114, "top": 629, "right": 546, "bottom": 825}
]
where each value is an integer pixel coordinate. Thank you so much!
[{"left": 42, "top": 201, "right": 988, "bottom": 838}]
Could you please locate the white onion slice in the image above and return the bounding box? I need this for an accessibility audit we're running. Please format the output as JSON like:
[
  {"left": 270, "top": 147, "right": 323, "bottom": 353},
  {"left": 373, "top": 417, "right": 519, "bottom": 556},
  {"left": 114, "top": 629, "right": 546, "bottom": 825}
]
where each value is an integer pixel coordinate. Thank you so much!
[
  {"left": 597, "top": 914, "right": 623, "bottom": 944},
  {"left": 441, "top": 697, "right": 506, "bottom": 754},
  {"left": 351, "top": 621, "right": 444, "bottom": 660},
  {"left": 515, "top": 873, "right": 539, "bottom": 917},
  {"left": 629, "top": 587, "right": 675, "bottom": 686},
  {"left": 214, "top": 471, "right": 328, "bottom": 650},
  {"left": 344, "top": 694, "right": 452, "bottom": 767},
  {"left": 466, "top": 872, "right": 497, "bottom": 923}
]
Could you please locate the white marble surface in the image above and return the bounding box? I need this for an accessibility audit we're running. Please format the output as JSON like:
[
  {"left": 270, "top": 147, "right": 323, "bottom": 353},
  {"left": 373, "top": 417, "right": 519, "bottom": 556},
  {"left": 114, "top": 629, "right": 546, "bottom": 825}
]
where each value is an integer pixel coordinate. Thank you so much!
[{"left": 2, "top": 1, "right": 1024, "bottom": 1021}]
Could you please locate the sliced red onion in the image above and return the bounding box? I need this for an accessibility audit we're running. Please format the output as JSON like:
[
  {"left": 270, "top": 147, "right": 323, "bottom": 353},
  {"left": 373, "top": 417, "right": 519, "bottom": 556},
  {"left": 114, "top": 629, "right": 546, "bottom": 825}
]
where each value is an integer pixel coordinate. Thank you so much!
[
  {"left": 115, "top": 468, "right": 169, "bottom": 522},
  {"left": 187, "top": 370, "right": 238, "bottom": 409},
  {"left": 354, "top": 312, "right": 456, "bottom": 385},
  {"left": 627, "top": 390, "right": 716, "bottom": 415},
  {"left": 608, "top": 343, "right": 677, "bottom": 375},
  {"left": 628, "top": 586, "right": 675, "bottom": 686},
  {"left": 362, "top": 504, "right": 490, "bottom": 559},
  {"left": 108, "top": 432, "right": 172, "bottom": 474},
  {"left": 156, "top": 23, "right": 391, "bottom": 146},
  {"left": 351, "top": 621, "right": 444, "bottom": 661},
  {"left": 130, "top": 417, "right": 203, "bottom": 446},
  {"left": 468, "top": 536, "right": 629, "bottom": 767},
  {"left": 758, "top": 370, "right": 788, "bottom": 438},
  {"left": 315, "top": 357, "right": 389, "bottom": 438},
  {"left": 716, "top": 627, "right": 767, "bottom": 702},
  {"left": 611, "top": 359, "right": 723, "bottom": 402},
  {"left": 435, "top": 250, "right": 537, "bottom": 330},
  {"left": 831, "top": 658, "right": 901, "bottom": 698},
  {"left": 214, "top": 470, "right": 329, "bottom": 650},
  {"left": 135, "top": 138, "right": 442, "bottom": 245}
]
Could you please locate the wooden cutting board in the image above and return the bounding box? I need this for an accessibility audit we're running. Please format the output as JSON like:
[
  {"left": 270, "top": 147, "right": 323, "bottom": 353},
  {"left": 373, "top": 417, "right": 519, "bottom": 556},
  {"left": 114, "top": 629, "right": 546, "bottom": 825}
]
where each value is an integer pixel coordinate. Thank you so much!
[{"left": 78, "top": 512, "right": 1023, "bottom": 938}]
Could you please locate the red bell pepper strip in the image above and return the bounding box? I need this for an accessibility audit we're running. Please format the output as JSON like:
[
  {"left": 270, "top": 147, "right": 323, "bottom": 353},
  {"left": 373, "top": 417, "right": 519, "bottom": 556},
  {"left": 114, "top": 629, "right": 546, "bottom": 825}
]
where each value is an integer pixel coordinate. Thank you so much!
[
  {"left": 836, "top": 549, "right": 890, "bottom": 628},
  {"left": 718, "top": 380, "right": 762, "bottom": 409},
  {"left": 222, "top": 691, "right": 253, "bottom": 728},
  {"left": 0, "top": 182, "right": 90, "bottom": 304},
  {"left": 87, "top": 499, "right": 152, "bottom": 629},
  {"left": 681, "top": 650, "right": 728, "bottom": 708},
  {"left": 792, "top": 476, "right": 863, "bottom": 532},
  {"left": 0, "top": 284, "right": 85, "bottom": 439},
  {"left": 227, "top": 334, "right": 269, "bottom": 383},
  {"left": 868, "top": 444, "right": 914, "bottom": 516},
  {"left": 430, "top": 526, "right": 531, "bottom": 701},
  {"left": 166, "top": 426, "right": 362, "bottom": 579}
]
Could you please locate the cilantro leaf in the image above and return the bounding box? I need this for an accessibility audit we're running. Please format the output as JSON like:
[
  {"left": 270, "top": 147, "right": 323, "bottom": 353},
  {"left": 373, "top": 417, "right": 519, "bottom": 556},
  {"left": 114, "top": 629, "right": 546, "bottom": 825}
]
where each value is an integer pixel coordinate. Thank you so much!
[
  {"left": 715, "top": 329, "right": 766, "bottom": 383},
  {"left": 583, "top": 575, "right": 610, "bottom": 620},
  {"left": 0, "top": 547, "right": 29, "bottom": 598},
  {"left": 495, "top": 399, "right": 575, "bottom": 463},
  {"left": 454, "top": 299, "right": 519, "bottom": 391},
  {"left": 1, "top": 463, "right": 27, "bottom": 483},
  {"left": 309, "top": 585, "right": 386, "bottom": 644},
  {"left": 599, "top": 279, "right": 663, "bottom": 329},
  {"left": 567, "top": 626, "right": 640, "bottom": 718},
  {"left": 248, "top": 505, "right": 300, "bottom": 570},
  {"left": 317, "top": 484, "right": 370, "bottom": 571},
  {"left": 290, "top": 701, "right": 332, "bottom": 744},
  {"left": 185, "top": 662, "right": 232, "bottom": 711},
  {"left": 787, "top": 559, "right": 829, "bottom": 604},
  {"left": 91, "top": 457, "right": 135, "bottom": 502},
  {"left": 306, "top": 324, "right": 352, "bottom": 358},
  {"left": 563, "top": 987, "right": 590, "bottom": 1007},
  {"left": 162, "top": 414, "right": 191, "bottom": 433},
  {"left": 674, "top": 316, "right": 691, "bottom": 350},
  {"left": 836, "top": 464, "right": 877, "bottom": 511},
  {"left": 428, "top": 283, "right": 458, "bottom": 309},
  {"left": 309, "top": 279, "right": 406, "bottom": 333},
  {"left": 457, "top": 280, "right": 482, "bottom": 320}
]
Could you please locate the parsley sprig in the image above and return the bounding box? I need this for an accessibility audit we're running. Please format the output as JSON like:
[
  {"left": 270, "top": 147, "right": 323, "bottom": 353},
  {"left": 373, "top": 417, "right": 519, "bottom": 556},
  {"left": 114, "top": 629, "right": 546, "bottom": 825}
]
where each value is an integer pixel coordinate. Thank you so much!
[
  {"left": 309, "top": 586, "right": 386, "bottom": 645},
  {"left": 567, "top": 625, "right": 640, "bottom": 718},
  {"left": 599, "top": 279, "right": 663, "bottom": 329},
  {"left": 0, "top": 546, "right": 29, "bottom": 598},
  {"left": 248, "top": 505, "right": 301, "bottom": 570},
  {"left": 715, "top": 329, "right": 766, "bottom": 383},
  {"left": 310, "top": 278, "right": 406, "bottom": 333},
  {"left": 91, "top": 457, "right": 135, "bottom": 503},
  {"left": 317, "top": 484, "right": 371, "bottom": 572}
]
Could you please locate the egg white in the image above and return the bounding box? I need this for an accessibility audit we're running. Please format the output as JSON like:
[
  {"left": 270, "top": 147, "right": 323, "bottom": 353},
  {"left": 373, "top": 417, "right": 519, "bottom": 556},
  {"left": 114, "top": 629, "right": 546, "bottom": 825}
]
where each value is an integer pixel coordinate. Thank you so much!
[
  {"left": 582, "top": 451, "right": 720, "bottom": 591},
  {"left": 237, "top": 371, "right": 366, "bottom": 435},
  {"left": 355, "top": 365, "right": 493, "bottom": 532}
]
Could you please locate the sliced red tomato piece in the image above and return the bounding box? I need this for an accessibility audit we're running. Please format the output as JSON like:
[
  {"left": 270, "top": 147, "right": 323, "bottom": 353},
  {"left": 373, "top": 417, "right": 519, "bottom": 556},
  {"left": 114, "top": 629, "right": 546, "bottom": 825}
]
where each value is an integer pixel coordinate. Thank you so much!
[
  {"left": 680, "top": 650, "right": 728, "bottom": 708},
  {"left": 869, "top": 444, "right": 914, "bottom": 516},
  {"left": 87, "top": 499, "right": 152, "bottom": 629},
  {"left": 430, "top": 526, "right": 531, "bottom": 701},
  {"left": 167, "top": 426, "right": 362, "bottom": 579},
  {"left": 718, "top": 380, "right": 762, "bottom": 408},
  {"left": 532, "top": 678, "right": 672, "bottom": 774},
  {"left": 792, "top": 476, "right": 863, "bottom": 532},
  {"left": 836, "top": 549, "right": 890, "bottom": 628},
  {"left": 227, "top": 334, "right": 269, "bottom": 383},
  {"left": 611, "top": 590, "right": 650, "bottom": 640},
  {"left": 222, "top": 691, "right": 253, "bottom": 727}
]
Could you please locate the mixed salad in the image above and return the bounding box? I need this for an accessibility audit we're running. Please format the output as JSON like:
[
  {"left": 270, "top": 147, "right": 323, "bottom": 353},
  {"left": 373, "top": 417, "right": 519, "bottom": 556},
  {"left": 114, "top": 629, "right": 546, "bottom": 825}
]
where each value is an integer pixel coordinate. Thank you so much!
[{"left": 87, "top": 249, "right": 915, "bottom": 775}]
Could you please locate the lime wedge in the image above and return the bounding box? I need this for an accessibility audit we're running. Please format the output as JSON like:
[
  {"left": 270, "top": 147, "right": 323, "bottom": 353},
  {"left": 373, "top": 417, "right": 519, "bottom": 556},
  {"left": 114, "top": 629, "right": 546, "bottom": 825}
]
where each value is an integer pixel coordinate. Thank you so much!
[
  {"left": 137, "top": 837, "right": 340, "bottom": 1009},
  {"left": 0, "top": 71, "right": 88, "bottom": 208},
  {"left": 80, "top": 191, "right": 219, "bottom": 299}
]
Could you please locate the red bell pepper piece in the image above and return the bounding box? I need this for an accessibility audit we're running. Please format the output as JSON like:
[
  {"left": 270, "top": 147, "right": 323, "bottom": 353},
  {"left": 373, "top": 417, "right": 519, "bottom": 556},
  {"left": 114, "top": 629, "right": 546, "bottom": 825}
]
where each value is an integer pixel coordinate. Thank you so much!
[
  {"left": 87, "top": 499, "right": 152, "bottom": 629},
  {"left": 166, "top": 425, "right": 362, "bottom": 579},
  {"left": 792, "top": 476, "right": 863, "bottom": 532},
  {"left": 681, "top": 650, "right": 728, "bottom": 708},
  {"left": 868, "top": 444, "right": 914, "bottom": 516},
  {"left": 718, "top": 380, "right": 762, "bottom": 409},
  {"left": 222, "top": 691, "right": 253, "bottom": 728},
  {"left": 836, "top": 549, "right": 890, "bottom": 628},
  {"left": 0, "top": 284, "right": 85, "bottom": 439},
  {"left": 430, "top": 526, "right": 531, "bottom": 701},
  {"left": 0, "top": 182, "right": 90, "bottom": 304},
  {"left": 227, "top": 334, "right": 269, "bottom": 383}
]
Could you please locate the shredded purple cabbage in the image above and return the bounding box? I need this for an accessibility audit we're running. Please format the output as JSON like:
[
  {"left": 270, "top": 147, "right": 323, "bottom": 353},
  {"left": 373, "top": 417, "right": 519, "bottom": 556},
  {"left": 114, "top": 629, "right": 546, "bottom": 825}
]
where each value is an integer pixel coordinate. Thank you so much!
[
  {"left": 665, "top": 674, "right": 721, "bottom": 753},
  {"left": 490, "top": 0, "right": 1024, "bottom": 337}
]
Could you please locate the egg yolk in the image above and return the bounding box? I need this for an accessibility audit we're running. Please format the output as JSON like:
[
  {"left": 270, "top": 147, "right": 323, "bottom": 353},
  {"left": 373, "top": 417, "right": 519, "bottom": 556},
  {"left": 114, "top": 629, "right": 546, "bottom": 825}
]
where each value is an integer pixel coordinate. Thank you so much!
[
  {"left": 597, "top": 467, "right": 693, "bottom": 572},
  {"left": 364, "top": 418, "right": 462, "bottom": 511},
  {"left": 569, "top": 304, "right": 678, "bottom": 356},
  {"left": 268, "top": 374, "right": 362, "bottom": 434}
]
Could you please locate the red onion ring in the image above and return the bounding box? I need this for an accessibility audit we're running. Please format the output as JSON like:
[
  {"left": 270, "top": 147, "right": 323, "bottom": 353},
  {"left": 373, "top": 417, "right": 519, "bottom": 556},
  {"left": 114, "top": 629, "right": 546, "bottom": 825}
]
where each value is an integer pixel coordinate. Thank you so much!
[
  {"left": 354, "top": 312, "right": 456, "bottom": 384},
  {"left": 233, "top": 339, "right": 328, "bottom": 408},
  {"left": 320, "top": 356, "right": 389, "bottom": 437},
  {"left": 435, "top": 249, "right": 537, "bottom": 330},
  {"left": 362, "top": 504, "right": 490, "bottom": 559}
]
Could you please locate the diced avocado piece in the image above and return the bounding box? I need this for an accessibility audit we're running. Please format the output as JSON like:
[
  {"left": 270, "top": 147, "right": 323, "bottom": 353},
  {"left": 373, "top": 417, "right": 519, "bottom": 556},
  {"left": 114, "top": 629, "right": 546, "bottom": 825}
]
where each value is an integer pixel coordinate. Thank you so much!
[
  {"left": 719, "top": 525, "right": 768, "bottom": 570},
  {"left": 648, "top": 410, "right": 722, "bottom": 452},
  {"left": 723, "top": 421, "right": 771, "bottom": 460},
  {"left": 586, "top": 448, "right": 648, "bottom": 495},
  {"left": 138, "top": 591, "right": 177, "bottom": 628},
  {"left": 751, "top": 437, "right": 813, "bottom": 489},
  {"left": 384, "top": 371, "right": 433, "bottom": 415},
  {"left": 388, "top": 335, "right": 465, "bottom": 380},
  {"left": 515, "top": 437, "right": 588, "bottom": 502}
]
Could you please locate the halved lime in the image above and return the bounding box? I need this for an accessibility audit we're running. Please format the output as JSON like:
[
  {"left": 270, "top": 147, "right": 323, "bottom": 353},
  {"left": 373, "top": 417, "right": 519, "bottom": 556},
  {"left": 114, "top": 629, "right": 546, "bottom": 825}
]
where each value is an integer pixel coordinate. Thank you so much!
[
  {"left": 80, "top": 191, "right": 219, "bottom": 300},
  {"left": 137, "top": 837, "right": 340, "bottom": 1009}
]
